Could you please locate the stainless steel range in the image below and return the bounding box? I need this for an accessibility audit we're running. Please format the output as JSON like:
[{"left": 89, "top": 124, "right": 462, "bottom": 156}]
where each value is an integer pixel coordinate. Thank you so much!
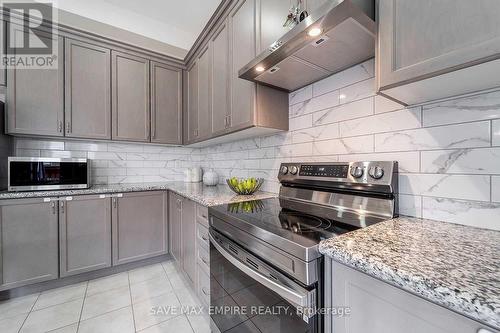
[{"left": 208, "top": 161, "right": 398, "bottom": 333}]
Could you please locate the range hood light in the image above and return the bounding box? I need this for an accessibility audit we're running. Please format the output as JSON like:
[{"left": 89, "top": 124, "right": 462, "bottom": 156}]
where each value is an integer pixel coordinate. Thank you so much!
[
  {"left": 255, "top": 66, "right": 265, "bottom": 72},
  {"left": 308, "top": 27, "right": 322, "bottom": 37}
]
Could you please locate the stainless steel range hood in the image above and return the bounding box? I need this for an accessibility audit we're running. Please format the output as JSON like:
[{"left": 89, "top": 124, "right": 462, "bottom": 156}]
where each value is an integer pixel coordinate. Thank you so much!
[{"left": 239, "top": 0, "right": 375, "bottom": 92}]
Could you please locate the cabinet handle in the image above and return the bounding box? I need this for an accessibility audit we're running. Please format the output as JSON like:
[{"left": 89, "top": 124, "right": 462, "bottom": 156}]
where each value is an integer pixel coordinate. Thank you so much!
[
  {"left": 113, "top": 197, "right": 117, "bottom": 208},
  {"left": 51, "top": 201, "right": 56, "bottom": 214},
  {"left": 194, "top": 129, "right": 198, "bottom": 137},
  {"left": 66, "top": 121, "right": 71, "bottom": 133},
  {"left": 227, "top": 115, "right": 231, "bottom": 128},
  {"left": 57, "top": 120, "right": 63, "bottom": 133},
  {"left": 201, "top": 257, "right": 208, "bottom": 265},
  {"left": 201, "top": 288, "right": 209, "bottom": 296},
  {"left": 60, "top": 201, "right": 64, "bottom": 213},
  {"left": 201, "top": 235, "right": 208, "bottom": 242},
  {"left": 477, "top": 329, "right": 494, "bottom": 333}
]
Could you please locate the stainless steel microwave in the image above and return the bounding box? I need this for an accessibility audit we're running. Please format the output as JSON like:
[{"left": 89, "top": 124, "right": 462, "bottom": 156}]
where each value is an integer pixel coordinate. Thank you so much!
[{"left": 8, "top": 157, "right": 91, "bottom": 192}]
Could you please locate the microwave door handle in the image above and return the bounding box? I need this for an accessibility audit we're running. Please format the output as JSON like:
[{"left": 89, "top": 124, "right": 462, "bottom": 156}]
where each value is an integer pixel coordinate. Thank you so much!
[{"left": 209, "top": 233, "right": 316, "bottom": 318}]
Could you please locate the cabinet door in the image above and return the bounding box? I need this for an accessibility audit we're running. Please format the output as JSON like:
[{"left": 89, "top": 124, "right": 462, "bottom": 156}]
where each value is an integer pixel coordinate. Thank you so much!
[
  {"left": 0, "top": 198, "right": 58, "bottom": 291},
  {"left": 229, "top": 0, "right": 257, "bottom": 129},
  {"left": 59, "top": 195, "right": 111, "bottom": 277},
  {"left": 168, "top": 192, "right": 182, "bottom": 262},
  {"left": 377, "top": 0, "right": 500, "bottom": 89},
  {"left": 111, "top": 51, "right": 150, "bottom": 142},
  {"left": 211, "top": 22, "right": 230, "bottom": 135},
  {"left": 112, "top": 192, "right": 167, "bottom": 265},
  {"left": 181, "top": 198, "right": 196, "bottom": 283},
  {"left": 65, "top": 39, "right": 111, "bottom": 139},
  {"left": 331, "top": 261, "right": 497, "bottom": 333},
  {"left": 187, "top": 62, "right": 199, "bottom": 142},
  {"left": 151, "top": 62, "right": 182, "bottom": 144},
  {"left": 258, "top": 0, "right": 290, "bottom": 52},
  {"left": 197, "top": 46, "right": 211, "bottom": 139},
  {"left": 6, "top": 26, "right": 64, "bottom": 136}
]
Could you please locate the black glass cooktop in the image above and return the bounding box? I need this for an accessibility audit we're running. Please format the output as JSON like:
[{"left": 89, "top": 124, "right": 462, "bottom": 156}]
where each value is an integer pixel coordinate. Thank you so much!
[{"left": 209, "top": 197, "right": 367, "bottom": 246}]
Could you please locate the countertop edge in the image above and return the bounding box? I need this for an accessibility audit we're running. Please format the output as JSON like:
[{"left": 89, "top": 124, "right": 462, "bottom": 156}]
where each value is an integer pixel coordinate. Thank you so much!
[{"left": 318, "top": 218, "right": 500, "bottom": 330}]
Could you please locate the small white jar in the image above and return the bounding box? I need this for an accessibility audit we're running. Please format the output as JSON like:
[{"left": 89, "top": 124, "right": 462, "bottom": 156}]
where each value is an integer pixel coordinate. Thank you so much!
[{"left": 203, "top": 169, "right": 218, "bottom": 186}]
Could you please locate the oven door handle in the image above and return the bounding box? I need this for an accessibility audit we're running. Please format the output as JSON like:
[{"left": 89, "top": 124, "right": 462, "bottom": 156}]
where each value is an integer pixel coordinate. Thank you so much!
[{"left": 209, "top": 233, "right": 316, "bottom": 317}]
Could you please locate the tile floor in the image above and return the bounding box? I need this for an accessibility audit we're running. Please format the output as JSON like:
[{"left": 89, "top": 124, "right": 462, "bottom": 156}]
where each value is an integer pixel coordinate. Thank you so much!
[{"left": 0, "top": 260, "right": 211, "bottom": 333}]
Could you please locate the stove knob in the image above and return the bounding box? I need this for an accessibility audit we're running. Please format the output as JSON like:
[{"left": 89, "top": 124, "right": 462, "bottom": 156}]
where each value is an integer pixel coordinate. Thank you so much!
[
  {"left": 350, "top": 166, "right": 363, "bottom": 178},
  {"left": 369, "top": 166, "right": 384, "bottom": 179},
  {"left": 290, "top": 166, "right": 299, "bottom": 175},
  {"left": 280, "top": 165, "right": 288, "bottom": 174}
]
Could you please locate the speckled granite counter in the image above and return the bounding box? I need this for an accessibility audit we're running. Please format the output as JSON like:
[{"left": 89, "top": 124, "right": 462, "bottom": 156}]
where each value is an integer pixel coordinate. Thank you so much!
[
  {"left": 319, "top": 217, "right": 500, "bottom": 329},
  {"left": 0, "top": 182, "right": 277, "bottom": 206}
]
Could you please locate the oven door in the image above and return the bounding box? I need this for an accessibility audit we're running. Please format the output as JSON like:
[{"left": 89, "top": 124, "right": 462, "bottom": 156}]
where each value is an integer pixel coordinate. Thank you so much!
[{"left": 209, "top": 228, "right": 319, "bottom": 333}]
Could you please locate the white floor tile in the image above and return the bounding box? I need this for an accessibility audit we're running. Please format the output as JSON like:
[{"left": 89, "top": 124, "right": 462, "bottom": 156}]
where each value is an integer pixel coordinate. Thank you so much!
[
  {"left": 46, "top": 323, "right": 78, "bottom": 333},
  {"left": 167, "top": 271, "right": 193, "bottom": 290},
  {"left": 129, "top": 264, "right": 167, "bottom": 285},
  {"left": 0, "top": 293, "right": 39, "bottom": 321},
  {"left": 86, "top": 272, "right": 129, "bottom": 297},
  {"left": 161, "top": 260, "right": 181, "bottom": 274},
  {"left": 0, "top": 313, "right": 29, "bottom": 333},
  {"left": 132, "top": 290, "right": 182, "bottom": 331},
  {"left": 33, "top": 282, "right": 87, "bottom": 310},
  {"left": 187, "top": 313, "right": 211, "bottom": 333},
  {"left": 20, "top": 298, "right": 83, "bottom": 333},
  {"left": 139, "top": 315, "right": 194, "bottom": 333},
  {"left": 130, "top": 276, "right": 173, "bottom": 304},
  {"left": 81, "top": 285, "right": 131, "bottom": 320},
  {"left": 78, "top": 306, "right": 135, "bottom": 333}
]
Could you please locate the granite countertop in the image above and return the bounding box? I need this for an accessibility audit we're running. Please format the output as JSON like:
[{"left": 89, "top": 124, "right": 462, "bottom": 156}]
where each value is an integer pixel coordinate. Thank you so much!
[
  {"left": 0, "top": 182, "right": 277, "bottom": 207},
  {"left": 319, "top": 217, "right": 500, "bottom": 329}
]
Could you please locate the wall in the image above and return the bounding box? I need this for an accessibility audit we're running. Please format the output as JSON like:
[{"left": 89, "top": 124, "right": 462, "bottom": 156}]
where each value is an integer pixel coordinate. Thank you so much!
[
  {"left": 197, "top": 59, "right": 500, "bottom": 230},
  {"left": 13, "top": 59, "right": 500, "bottom": 230}
]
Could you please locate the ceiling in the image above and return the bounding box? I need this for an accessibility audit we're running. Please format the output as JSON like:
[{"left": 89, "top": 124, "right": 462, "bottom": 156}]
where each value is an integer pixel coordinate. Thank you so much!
[{"left": 48, "top": 0, "right": 223, "bottom": 51}]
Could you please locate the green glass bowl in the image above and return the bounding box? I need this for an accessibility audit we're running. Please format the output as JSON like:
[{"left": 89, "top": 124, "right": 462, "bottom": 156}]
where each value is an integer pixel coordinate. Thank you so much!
[{"left": 226, "top": 178, "right": 264, "bottom": 195}]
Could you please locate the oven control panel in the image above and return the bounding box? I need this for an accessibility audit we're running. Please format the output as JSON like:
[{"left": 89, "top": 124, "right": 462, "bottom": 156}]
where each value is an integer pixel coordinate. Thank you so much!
[
  {"left": 299, "top": 164, "right": 349, "bottom": 178},
  {"left": 278, "top": 161, "right": 398, "bottom": 190}
]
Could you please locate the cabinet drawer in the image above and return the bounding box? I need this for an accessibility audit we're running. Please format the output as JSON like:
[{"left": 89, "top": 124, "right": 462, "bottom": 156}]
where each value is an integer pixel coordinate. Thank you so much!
[
  {"left": 196, "top": 222, "right": 209, "bottom": 250},
  {"left": 197, "top": 263, "right": 210, "bottom": 305},
  {"left": 197, "top": 242, "right": 210, "bottom": 273},
  {"left": 196, "top": 204, "right": 209, "bottom": 228}
]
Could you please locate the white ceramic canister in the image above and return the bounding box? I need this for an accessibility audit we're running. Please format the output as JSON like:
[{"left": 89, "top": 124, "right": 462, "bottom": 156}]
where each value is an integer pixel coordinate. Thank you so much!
[
  {"left": 184, "top": 168, "right": 193, "bottom": 182},
  {"left": 191, "top": 167, "right": 202, "bottom": 182},
  {"left": 203, "top": 169, "right": 218, "bottom": 186}
]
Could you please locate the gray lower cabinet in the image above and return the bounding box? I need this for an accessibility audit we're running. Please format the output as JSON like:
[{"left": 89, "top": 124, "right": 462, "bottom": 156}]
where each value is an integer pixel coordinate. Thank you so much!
[
  {"left": 181, "top": 198, "right": 196, "bottom": 283},
  {"left": 112, "top": 191, "right": 168, "bottom": 265},
  {"left": 65, "top": 38, "right": 111, "bottom": 139},
  {"left": 168, "top": 192, "right": 182, "bottom": 262},
  {"left": 59, "top": 195, "right": 112, "bottom": 277},
  {"left": 6, "top": 25, "right": 64, "bottom": 136},
  {"left": 111, "top": 51, "right": 151, "bottom": 142},
  {"left": 0, "top": 198, "right": 58, "bottom": 291},
  {"left": 329, "top": 260, "right": 499, "bottom": 333},
  {"left": 150, "top": 61, "right": 182, "bottom": 144},
  {"left": 377, "top": 0, "right": 500, "bottom": 105}
]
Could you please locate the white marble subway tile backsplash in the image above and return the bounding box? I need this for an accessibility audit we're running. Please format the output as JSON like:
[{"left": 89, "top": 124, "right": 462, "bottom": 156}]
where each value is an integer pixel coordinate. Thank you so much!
[{"left": 12, "top": 59, "right": 500, "bottom": 230}]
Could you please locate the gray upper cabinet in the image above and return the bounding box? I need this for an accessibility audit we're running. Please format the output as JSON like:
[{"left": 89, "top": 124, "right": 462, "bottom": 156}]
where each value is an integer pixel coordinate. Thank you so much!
[
  {"left": 258, "top": 0, "right": 291, "bottom": 53},
  {"left": 150, "top": 62, "right": 182, "bottom": 144},
  {"left": 111, "top": 51, "right": 151, "bottom": 142},
  {"left": 329, "top": 260, "right": 498, "bottom": 333},
  {"left": 186, "top": 61, "right": 199, "bottom": 142},
  {"left": 0, "top": 20, "right": 6, "bottom": 86},
  {"left": 377, "top": 0, "right": 500, "bottom": 105},
  {"left": 197, "top": 46, "right": 212, "bottom": 140},
  {"left": 210, "top": 22, "right": 230, "bottom": 136},
  {"left": 229, "top": 0, "right": 257, "bottom": 130},
  {"left": 65, "top": 39, "right": 111, "bottom": 139},
  {"left": 6, "top": 26, "right": 64, "bottom": 137},
  {"left": 168, "top": 192, "right": 182, "bottom": 262},
  {"left": 0, "top": 198, "right": 58, "bottom": 291},
  {"left": 181, "top": 197, "right": 196, "bottom": 284},
  {"left": 112, "top": 191, "right": 167, "bottom": 265},
  {"left": 59, "top": 195, "right": 112, "bottom": 277}
]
